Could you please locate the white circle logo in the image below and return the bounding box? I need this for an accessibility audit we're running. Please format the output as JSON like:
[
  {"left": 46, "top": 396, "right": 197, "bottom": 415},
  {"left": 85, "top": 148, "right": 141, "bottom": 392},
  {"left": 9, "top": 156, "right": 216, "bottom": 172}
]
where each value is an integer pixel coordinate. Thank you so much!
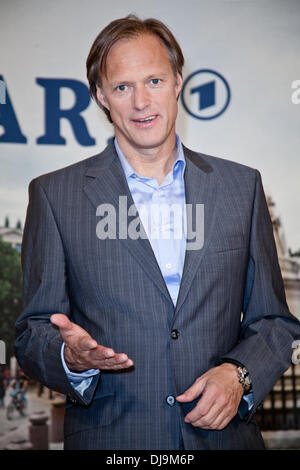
[{"left": 181, "top": 69, "right": 231, "bottom": 120}]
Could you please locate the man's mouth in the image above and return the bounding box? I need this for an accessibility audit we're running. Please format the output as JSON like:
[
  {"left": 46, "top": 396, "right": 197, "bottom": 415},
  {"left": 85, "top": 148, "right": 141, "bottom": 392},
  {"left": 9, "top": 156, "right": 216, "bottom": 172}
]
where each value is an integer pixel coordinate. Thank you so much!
[{"left": 132, "top": 115, "right": 158, "bottom": 126}]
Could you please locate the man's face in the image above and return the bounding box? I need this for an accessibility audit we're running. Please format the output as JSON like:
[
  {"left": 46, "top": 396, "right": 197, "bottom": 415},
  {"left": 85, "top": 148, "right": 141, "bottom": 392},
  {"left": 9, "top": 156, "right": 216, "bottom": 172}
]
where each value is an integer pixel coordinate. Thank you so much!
[{"left": 97, "top": 33, "right": 183, "bottom": 154}]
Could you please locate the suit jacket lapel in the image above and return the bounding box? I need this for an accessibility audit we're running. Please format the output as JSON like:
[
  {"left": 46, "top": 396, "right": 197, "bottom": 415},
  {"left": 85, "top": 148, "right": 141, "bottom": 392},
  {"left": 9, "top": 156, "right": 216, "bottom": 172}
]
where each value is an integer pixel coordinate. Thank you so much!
[
  {"left": 174, "top": 145, "right": 220, "bottom": 316},
  {"left": 83, "top": 142, "right": 173, "bottom": 304}
]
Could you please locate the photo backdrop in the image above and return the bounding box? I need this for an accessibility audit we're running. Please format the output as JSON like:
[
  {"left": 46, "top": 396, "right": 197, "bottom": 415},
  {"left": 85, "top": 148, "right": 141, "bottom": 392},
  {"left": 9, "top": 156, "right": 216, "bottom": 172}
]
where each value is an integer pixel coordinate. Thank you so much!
[{"left": 1, "top": 0, "right": 299, "bottom": 252}]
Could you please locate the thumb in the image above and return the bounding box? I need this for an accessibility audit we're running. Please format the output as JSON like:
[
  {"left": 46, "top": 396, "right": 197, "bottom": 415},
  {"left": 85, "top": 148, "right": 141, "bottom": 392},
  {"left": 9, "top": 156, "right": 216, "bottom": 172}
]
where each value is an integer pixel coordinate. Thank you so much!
[
  {"left": 176, "top": 376, "right": 206, "bottom": 402},
  {"left": 50, "top": 313, "right": 72, "bottom": 333},
  {"left": 50, "top": 313, "right": 98, "bottom": 350}
]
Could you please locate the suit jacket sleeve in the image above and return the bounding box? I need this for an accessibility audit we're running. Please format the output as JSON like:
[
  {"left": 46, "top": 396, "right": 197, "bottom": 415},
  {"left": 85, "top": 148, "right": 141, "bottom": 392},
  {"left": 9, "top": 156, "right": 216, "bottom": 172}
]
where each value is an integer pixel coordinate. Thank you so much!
[
  {"left": 14, "top": 178, "right": 99, "bottom": 405},
  {"left": 221, "top": 169, "right": 300, "bottom": 418}
]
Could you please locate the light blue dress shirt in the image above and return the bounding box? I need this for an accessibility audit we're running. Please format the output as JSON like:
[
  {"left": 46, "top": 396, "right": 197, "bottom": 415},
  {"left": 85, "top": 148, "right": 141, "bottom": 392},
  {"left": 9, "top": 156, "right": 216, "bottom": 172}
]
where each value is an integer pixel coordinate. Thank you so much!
[
  {"left": 62, "top": 135, "right": 253, "bottom": 413},
  {"left": 115, "top": 134, "right": 187, "bottom": 306}
]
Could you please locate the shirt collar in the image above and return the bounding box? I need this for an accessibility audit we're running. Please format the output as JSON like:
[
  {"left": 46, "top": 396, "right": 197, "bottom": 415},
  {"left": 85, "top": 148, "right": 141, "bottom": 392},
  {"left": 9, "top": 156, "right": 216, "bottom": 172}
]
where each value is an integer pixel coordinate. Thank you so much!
[{"left": 114, "top": 134, "right": 186, "bottom": 181}]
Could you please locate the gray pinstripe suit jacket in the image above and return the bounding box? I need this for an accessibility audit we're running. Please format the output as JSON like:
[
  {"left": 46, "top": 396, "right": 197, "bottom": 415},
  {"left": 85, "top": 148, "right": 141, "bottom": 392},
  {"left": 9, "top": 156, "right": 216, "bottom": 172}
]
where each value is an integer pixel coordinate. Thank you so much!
[{"left": 15, "top": 141, "right": 300, "bottom": 449}]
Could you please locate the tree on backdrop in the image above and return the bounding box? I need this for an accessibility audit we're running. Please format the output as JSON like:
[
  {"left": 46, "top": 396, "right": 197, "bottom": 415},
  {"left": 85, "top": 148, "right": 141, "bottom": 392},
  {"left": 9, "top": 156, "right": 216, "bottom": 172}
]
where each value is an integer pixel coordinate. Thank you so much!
[{"left": 0, "top": 238, "right": 22, "bottom": 361}]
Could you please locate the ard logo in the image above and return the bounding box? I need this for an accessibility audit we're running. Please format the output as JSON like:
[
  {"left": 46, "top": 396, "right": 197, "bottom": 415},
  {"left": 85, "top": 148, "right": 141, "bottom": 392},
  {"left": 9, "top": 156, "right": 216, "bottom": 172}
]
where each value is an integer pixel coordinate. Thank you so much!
[{"left": 181, "top": 69, "right": 231, "bottom": 120}]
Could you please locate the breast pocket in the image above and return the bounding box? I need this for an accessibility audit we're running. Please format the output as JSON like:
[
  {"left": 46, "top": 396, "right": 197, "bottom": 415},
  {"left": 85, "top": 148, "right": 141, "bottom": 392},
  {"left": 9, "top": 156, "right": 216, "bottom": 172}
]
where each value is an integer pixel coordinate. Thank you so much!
[{"left": 212, "top": 234, "right": 247, "bottom": 253}]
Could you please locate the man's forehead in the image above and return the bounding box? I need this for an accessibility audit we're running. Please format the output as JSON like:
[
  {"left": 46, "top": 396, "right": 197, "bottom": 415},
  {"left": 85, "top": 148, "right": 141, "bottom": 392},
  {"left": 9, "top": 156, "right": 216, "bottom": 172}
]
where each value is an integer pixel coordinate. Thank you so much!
[
  {"left": 103, "top": 34, "right": 173, "bottom": 81},
  {"left": 108, "top": 32, "right": 166, "bottom": 55}
]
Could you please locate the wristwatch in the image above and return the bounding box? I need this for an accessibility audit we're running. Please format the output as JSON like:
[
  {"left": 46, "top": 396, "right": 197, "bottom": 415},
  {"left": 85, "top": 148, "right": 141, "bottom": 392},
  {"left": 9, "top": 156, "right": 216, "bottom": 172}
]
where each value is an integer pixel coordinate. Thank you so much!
[
  {"left": 220, "top": 359, "right": 253, "bottom": 394},
  {"left": 236, "top": 366, "right": 252, "bottom": 393}
]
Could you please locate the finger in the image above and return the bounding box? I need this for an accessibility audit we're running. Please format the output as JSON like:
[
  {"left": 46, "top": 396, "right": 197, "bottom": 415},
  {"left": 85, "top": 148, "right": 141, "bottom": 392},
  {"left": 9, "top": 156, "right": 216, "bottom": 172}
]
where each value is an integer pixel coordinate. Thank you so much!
[
  {"left": 99, "top": 358, "right": 134, "bottom": 370},
  {"left": 176, "top": 377, "right": 206, "bottom": 403},
  {"left": 184, "top": 392, "right": 217, "bottom": 424},
  {"left": 109, "top": 359, "right": 134, "bottom": 370},
  {"left": 185, "top": 401, "right": 219, "bottom": 427},
  {"left": 78, "top": 334, "right": 98, "bottom": 351},
  {"left": 102, "top": 347, "right": 117, "bottom": 359},
  {"left": 204, "top": 411, "right": 231, "bottom": 431},
  {"left": 90, "top": 348, "right": 134, "bottom": 367},
  {"left": 214, "top": 415, "right": 232, "bottom": 430},
  {"left": 99, "top": 353, "right": 131, "bottom": 366},
  {"left": 90, "top": 346, "right": 116, "bottom": 361}
]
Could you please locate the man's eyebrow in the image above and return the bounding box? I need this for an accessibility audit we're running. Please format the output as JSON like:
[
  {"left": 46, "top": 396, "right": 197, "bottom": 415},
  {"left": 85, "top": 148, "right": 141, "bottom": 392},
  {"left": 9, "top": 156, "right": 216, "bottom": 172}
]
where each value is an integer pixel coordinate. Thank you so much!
[
  {"left": 146, "top": 72, "right": 169, "bottom": 80},
  {"left": 146, "top": 73, "right": 169, "bottom": 79},
  {"left": 110, "top": 73, "right": 170, "bottom": 88},
  {"left": 110, "top": 80, "right": 133, "bottom": 88}
]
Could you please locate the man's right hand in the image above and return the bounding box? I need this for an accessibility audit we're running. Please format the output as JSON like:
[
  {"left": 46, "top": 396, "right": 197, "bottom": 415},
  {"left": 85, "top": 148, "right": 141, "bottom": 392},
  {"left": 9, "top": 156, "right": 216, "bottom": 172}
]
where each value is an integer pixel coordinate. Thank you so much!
[{"left": 50, "top": 313, "right": 134, "bottom": 372}]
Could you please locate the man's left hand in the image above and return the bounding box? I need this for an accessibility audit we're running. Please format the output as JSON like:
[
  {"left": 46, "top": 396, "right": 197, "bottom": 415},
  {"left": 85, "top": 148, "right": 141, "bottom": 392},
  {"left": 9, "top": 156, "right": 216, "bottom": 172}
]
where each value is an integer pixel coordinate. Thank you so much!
[{"left": 176, "top": 363, "right": 244, "bottom": 430}]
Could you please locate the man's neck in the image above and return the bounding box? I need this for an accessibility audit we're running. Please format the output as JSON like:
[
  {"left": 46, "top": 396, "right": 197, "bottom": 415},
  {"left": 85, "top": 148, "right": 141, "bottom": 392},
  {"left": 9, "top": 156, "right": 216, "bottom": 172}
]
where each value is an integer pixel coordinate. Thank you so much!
[{"left": 116, "top": 134, "right": 178, "bottom": 185}]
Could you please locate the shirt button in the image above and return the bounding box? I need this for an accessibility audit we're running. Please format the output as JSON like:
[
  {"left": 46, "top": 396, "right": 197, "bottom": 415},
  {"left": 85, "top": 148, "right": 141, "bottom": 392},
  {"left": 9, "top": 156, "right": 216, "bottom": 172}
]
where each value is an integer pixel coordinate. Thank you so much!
[
  {"left": 171, "top": 329, "right": 179, "bottom": 339},
  {"left": 166, "top": 263, "right": 172, "bottom": 270},
  {"left": 166, "top": 395, "right": 176, "bottom": 406}
]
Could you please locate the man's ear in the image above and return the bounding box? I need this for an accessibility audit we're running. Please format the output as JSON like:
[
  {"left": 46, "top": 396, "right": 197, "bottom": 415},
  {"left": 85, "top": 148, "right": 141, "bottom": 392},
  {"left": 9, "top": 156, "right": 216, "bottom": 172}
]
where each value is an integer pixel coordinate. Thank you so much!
[
  {"left": 175, "top": 73, "right": 183, "bottom": 100},
  {"left": 96, "top": 86, "right": 110, "bottom": 110}
]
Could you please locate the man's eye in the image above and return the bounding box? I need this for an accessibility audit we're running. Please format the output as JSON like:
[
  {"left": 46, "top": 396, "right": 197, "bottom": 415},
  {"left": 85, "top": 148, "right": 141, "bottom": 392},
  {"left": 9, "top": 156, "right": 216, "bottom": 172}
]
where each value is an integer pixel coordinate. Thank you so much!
[
  {"left": 116, "top": 85, "right": 128, "bottom": 92},
  {"left": 150, "top": 79, "right": 161, "bottom": 85}
]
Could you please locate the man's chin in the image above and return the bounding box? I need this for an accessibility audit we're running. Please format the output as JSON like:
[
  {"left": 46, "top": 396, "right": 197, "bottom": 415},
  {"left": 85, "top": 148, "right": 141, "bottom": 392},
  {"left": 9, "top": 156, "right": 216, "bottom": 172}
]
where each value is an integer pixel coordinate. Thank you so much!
[
  {"left": 127, "top": 132, "right": 174, "bottom": 152},
  {"left": 114, "top": 125, "right": 175, "bottom": 153}
]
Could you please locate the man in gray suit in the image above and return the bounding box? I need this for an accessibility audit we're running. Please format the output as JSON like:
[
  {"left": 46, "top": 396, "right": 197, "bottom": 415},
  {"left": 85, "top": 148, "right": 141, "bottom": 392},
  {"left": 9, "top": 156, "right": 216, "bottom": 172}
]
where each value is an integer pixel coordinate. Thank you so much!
[{"left": 15, "top": 15, "right": 300, "bottom": 450}]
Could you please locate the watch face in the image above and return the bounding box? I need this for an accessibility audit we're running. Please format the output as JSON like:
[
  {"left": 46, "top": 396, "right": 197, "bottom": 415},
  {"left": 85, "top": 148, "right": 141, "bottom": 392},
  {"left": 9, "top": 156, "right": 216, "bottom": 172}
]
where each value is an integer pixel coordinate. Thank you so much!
[{"left": 236, "top": 366, "right": 251, "bottom": 391}]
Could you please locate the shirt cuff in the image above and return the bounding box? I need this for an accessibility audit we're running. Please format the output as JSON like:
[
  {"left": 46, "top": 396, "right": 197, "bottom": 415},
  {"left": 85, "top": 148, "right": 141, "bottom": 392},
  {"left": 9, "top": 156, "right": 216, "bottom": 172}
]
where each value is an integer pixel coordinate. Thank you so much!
[
  {"left": 242, "top": 391, "right": 254, "bottom": 410},
  {"left": 60, "top": 342, "right": 100, "bottom": 395},
  {"left": 238, "top": 391, "right": 254, "bottom": 419}
]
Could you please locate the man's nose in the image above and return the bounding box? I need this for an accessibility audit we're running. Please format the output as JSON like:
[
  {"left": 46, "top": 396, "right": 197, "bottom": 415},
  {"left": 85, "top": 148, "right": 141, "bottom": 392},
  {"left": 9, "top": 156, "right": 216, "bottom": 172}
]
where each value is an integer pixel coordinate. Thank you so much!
[{"left": 132, "top": 85, "right": 150, "bottom": 110}]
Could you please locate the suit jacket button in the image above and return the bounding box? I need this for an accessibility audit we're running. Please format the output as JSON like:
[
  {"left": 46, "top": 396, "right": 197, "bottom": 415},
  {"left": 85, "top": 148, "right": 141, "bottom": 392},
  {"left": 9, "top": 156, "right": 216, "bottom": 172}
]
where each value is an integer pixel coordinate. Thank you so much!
[
  {"left": 171, "top": 329, "right": 179, "bottom": 339},
  {"left": 166, "top": 395, "right": 176, "bottom": 406}
]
